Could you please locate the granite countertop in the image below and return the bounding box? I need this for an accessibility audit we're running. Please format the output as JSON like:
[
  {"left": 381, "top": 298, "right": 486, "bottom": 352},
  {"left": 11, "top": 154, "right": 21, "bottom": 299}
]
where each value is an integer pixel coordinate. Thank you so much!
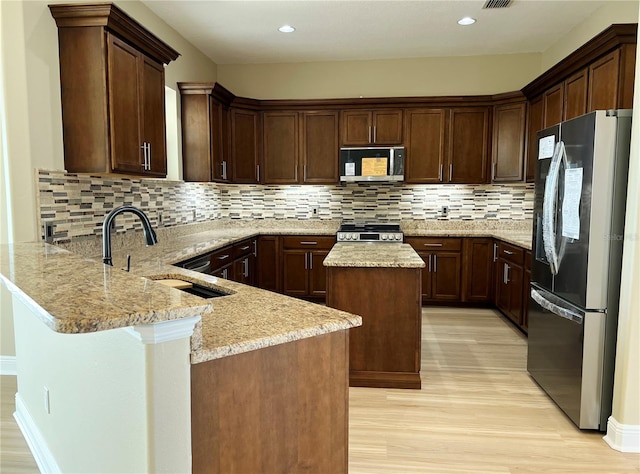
[
  {"left": 324, "top": 243, "right": 425, "bottom": 268},
  {"left": 2, "top": 218, "right": 532, "bottom": 365}
]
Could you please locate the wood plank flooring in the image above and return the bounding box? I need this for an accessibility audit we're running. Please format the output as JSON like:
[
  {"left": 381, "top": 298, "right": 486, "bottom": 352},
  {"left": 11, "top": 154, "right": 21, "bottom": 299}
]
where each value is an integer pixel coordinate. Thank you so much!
[{"left": 1, "top": 307, "right": 638, "bottom": 473}]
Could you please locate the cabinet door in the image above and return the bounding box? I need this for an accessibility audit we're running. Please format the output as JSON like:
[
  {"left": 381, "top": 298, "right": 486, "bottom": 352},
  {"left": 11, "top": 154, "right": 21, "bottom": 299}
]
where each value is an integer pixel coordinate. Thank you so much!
[
  {"left": 141, "top": 56, "right": 166, "bottom": 176},
  {"left": 309, "top": 250, "right": 330, "bottom": 298},
  {"left": 233, "top": 257, "right": 252, "bottom": 285},
  {"left": 211, "top": 97, "right": 231, "bottom": 181},
  {"left": 231, "top": 109, "right": 260, "bottom": 183},
  {"left": 563, "top": 68, "right": 588, "bottom": 120},
  {"left": 340, "top": 110, "right": 371, "bottom": 146},
  {"left": 211, "top": 263, "right": 234, "bottom": 280},
  {"left": 372, "top": 110, "right": 403, "bottom": 144},
  {"left": 447, "top": 108, "right": 489, "bottom": 184},
  {"left": 462, "top": 238, "right": 493, "bottom": 303},
  {"left": 282, "top": 250, "right": 309, "bottom": 296},
  {"left": 108, "top": 35, "right": 143, "bottom": 174},
  {"left": 525, "top": 96, "right": 544, "bottom": 183},
  {"left": 418, "top": 252, "right": 432, "bottom": 301},
  {"left": 588, "top": 49, "right": 621, "bottom": 112},
  {"left": 263, "top": 111, "right": 299, "bottom": 184},
  {"left": 431, "top": 252, "right": 462, "bottom": 301},
  {"left": 495, "top": 260, "right": 510, "bottom": 314},
  {"left": 404, "top": 109, "right": 447, "bottom": 183},
  {"left": 543, "top": 83, "right": 564, "bottom": 128},
  {"left": 492, "top": 102, "right": 525, "bottom": 183},
  {"left": 507, "top": 263, "right": 524, "bottom": 325},
  {"left": 181, "top": 93, "right": 212, "bottom": 182},
  {"left": 301, "top": 111, "right": 339, "bottom": 184},
  {"left": 257, "top": 236, "right": 281, "bottom": 292}
]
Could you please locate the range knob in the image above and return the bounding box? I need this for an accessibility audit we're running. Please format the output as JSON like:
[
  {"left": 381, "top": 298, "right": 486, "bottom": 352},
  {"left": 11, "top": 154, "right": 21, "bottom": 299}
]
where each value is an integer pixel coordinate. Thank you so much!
[
  {"left": 381, "top": 234, "right": 388, "bottom": 240},
  {"left": 350, "top": 233, "right": 357, "bottom": 240},
  {"left": 338, "top": 233, "right": 344, "bottom": 240}
]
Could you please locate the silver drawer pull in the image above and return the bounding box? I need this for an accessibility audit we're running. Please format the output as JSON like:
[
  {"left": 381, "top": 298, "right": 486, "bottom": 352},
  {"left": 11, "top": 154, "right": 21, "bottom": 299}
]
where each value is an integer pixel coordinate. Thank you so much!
[
  {"left": 239, "top": 246, "right": 250, "bottom": 251},
  {"left": 217, "top": 254, "right": 230, "bottom": 260},
  {"left": 504, "top": 250, "right": 514, "bottom": 255},
  {"left": 300, "top": 241, "right": 317, "bottom": 245},
  {"left": 423, "top": 243, "right": 443, "bottom": 247}
]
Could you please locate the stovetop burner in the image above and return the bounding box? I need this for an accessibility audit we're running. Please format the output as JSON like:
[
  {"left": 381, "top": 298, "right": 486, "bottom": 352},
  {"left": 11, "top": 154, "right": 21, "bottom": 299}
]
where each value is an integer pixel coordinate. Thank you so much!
[{"left": 337, "top": 222, "right": 403, "bottom": 243}]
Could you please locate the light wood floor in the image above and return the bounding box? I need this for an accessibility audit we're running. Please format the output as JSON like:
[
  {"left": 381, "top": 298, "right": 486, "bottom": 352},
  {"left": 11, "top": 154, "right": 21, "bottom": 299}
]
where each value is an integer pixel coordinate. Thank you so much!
[{"left": 1, "top": 307, "right": 638, "bottom": 473}]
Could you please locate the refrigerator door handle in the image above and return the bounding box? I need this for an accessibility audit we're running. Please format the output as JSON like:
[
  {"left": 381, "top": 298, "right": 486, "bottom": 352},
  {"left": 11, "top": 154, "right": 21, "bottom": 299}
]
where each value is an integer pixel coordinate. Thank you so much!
[
  {"left": 542, "top": 140, "right": 568, "bottom": 275},
  {"left": 531, "top": 288, "right": 584, "bottom": 324}
]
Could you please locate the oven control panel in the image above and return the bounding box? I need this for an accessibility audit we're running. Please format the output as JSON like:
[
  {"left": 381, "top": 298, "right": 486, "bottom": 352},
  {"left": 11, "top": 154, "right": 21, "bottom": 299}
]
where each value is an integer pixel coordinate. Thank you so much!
[{"left": 337, "top": 232, "right": 404, "bottom": 242}]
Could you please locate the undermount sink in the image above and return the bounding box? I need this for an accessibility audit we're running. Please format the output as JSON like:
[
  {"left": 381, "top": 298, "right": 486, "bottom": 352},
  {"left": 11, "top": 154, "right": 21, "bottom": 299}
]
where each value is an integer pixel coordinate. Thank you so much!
[{"left": 155, "top": 279, "right": 230, "bottom": 299}]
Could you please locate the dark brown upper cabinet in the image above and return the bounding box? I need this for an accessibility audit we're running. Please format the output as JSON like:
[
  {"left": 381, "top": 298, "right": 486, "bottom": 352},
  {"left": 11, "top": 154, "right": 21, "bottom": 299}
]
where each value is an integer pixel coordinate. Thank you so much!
[
  {"left": 231, "top": 108, "right": 261, "bottom": 183},
  {"left": 49, "top": 3, "right": 179, "bottom": 176},
  {"left": 543, "top": 83, "right": 564, "bottom": 128},
  {"left": 447, "top": 108, "right": 490, "bottom": 184},
  {"left": 262, "top": 111, "right": 299, "bottom": 184},
  {"left": 525, "top": 96, "right": 544, "bottom": 183},
  {"left": 340, "top": 109, "right": 403, "bottom": 146},
  {"left": 491, "top": 102, "right": 526, "bottom": 183},
  {"left": 587, "top": 47, "right": 637, "bottom": 112},
  {"left": 563, "top": 68, "right": 589, "bottom": 120},
  {"left": 404, "top": 109, "right": 447, "bottom": 184},
  {"left": 300, "top": 111, "right": 340, "bottom": 184}
]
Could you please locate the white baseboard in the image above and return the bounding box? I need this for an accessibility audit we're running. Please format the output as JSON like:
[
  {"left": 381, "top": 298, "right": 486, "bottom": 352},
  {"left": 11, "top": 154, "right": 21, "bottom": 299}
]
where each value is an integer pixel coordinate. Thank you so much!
[
  {"left": 0, "top": 355, "right": 16, "bottom": 375},
  {"left": 604, "top": 416, "right": 640, "bottom": 453},
  {"left": 14, "top": 393, "right": 61, "bottom": 473}
]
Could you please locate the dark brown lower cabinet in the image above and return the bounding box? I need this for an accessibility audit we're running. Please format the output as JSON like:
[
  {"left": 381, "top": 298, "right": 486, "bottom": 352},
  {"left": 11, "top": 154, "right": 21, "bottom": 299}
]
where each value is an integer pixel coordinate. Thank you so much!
[
  {"left": 406, "top": 237, "right": 462, "bottom": 303},
  {"left": 191, "top": 330, "right": 349, "bottom": 474},
  {"left": 281, "top": 236, "right": 335, "bottom": 300},
  {"left": 462, "top": 238, "right": 494, "bottom": 303},
  {"left": 494, "top": 241, "right": 525, "bottom": 326},
  {"left": 327, "top": 266, "right": 421, "bottom": 389},
  {"left": 257, "top": 236, "right": 281, "bottom": 292}
]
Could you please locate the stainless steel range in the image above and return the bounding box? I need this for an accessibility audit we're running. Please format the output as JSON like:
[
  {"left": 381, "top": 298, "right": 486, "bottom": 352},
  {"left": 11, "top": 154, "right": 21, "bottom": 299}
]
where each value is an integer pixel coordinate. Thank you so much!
[{"left": 337, "top": 223, "right": 403, "bottom": 243}]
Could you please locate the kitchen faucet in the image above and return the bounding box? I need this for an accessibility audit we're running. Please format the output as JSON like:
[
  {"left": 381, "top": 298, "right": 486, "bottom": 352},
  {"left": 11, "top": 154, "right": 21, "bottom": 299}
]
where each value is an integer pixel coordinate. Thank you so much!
[{"left": 102, "top": 205, "right": 158, "bottom": 266}]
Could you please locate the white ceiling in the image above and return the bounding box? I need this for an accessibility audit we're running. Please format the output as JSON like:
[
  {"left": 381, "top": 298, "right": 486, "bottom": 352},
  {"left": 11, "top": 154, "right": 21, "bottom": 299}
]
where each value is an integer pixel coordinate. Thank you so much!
[{"left": 141, "top": 0, "right": 614, "bottom": 65}]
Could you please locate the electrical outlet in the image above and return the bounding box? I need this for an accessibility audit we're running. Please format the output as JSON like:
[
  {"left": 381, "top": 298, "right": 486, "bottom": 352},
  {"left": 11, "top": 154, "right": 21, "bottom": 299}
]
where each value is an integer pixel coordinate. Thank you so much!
[
  {"left": 442, "top": 206, "right": 449, "bottom": 217},
  {"left": 312, "top": 207, "right": 319, "bottom": 217},
  {"left": 158, "top": 212, "right": 163, "bottom": 226},
  {"left": 44, "top": 387, "right": 50, "bottom": 414},
  {"left": 192, "top": 209, "right": 197, "bottom": 221}
]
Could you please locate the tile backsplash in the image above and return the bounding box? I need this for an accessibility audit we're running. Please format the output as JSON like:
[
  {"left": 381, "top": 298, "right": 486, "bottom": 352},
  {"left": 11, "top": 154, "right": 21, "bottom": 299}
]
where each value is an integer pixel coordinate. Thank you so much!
[{"left": 37, "top": 170, "right": 534, "bottom": 242}]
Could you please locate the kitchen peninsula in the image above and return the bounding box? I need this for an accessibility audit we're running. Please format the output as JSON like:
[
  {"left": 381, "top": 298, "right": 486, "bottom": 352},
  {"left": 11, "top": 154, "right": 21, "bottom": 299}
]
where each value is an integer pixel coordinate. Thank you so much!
[
  {"left": 0, "top": 231, "right": 361, "bottom": 473},
  {"left": 325, "top": 242, "right": 425, "bottom": 389}
]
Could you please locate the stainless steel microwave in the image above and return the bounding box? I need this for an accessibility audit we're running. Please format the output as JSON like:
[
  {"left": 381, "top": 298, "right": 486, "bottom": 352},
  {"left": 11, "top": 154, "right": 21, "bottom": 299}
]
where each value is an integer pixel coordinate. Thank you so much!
[{"left": 339, "top": 147, "right": 405, "bottom": 182}]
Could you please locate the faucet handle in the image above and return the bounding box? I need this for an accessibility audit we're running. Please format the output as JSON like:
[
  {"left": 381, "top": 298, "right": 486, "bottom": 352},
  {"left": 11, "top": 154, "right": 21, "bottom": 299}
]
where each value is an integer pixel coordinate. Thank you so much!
[{"left": 122, "top": 255, "right": 131, "bottom": 272}]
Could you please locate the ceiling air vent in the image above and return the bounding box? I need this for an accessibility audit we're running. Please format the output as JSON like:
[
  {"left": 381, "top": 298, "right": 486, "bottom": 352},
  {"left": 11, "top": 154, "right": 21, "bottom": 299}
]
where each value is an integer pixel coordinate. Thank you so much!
[{"left": 483, "top": 0, "right": 512, "bottom": 8}]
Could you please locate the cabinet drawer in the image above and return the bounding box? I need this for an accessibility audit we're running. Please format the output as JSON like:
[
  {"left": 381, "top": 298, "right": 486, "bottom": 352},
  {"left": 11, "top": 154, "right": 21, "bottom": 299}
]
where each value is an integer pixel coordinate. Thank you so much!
[
  {"left": 210, "top": 246, "right": 234, "bottom": 268},
  {"left": 282, "top": 236, "right": 336, "bottom": 250},
  {"left": 497, "top": 242, "right": 524, "bottom": 265},
  {"left": 405, "top": 237, "right": 462, "bottom": 252},
  {"left": 233, "top": 239, "right": 255, "bottom": 258}
]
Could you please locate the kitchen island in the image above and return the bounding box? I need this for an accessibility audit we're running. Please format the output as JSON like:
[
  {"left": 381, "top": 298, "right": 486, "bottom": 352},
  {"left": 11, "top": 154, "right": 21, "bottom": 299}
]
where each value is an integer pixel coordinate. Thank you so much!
[
  {"left": 0, "top": 239, "right": 360, "bottom": 473},
  {"left": 325, "top": 242, "right": 425, "bottom": 389}
]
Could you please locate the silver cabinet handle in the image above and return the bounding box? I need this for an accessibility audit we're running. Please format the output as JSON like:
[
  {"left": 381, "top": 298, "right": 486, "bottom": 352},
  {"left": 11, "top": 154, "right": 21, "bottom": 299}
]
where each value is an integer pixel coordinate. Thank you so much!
[
  {"left": 147, "top": 142, "right": 151, "bottom": 170},
  {"left": 368, "top": 126, "right": 372, "bottom": 143},
  {"left": 423, "top": 243, "right": 443, "bottom": 247},
  {"left": 439, "top": 164, "right": 443, "bottom": 181},
  {"left": 493, "top": 243, "right": 498, "bottom": 262},
  {"left": 493, "top": 162, "right": 497, "bottom": 179},
  {"left": 221, "top": 161, "right": 227, "bottom": 180},
  {"left": 217, "top": 254, "right": 230, "bottom": 260},
  {"left": 504, "top": 250, "right": 514, "bottom": 255},
  {"left": 504, "top": 263, "right": 510, "bottom": 284},
  {"left": 256, "top": 164, "right": 260, "bottom": 182},
  {"left": 309, "top": 252, "right": 313, "bottom": 270},
  {"left": 373, "top": 126, "right": 377, "bottom": 143},
  {"left": 253, "top": 240, "right": 257, "bottom": 257},
  {"left": 304, "top": 252, "right": 308, "bottom": 270},
  {"left": 295, "top": 164, "right": 298, "bottom": 180},
  {"left": 303, "top": 164, "right": 307, "bottom": 181},
  {"left": 140, "top": 143, "right": 147, "bottom": 169},
  {"left": 222, "top": 268, "right": 228, "bottom": 279},
  {"left": 300, "top": 241, "right": 317, "bottom": 245},
  {"left": 449, "top": 164, "right": 453, "bottom": 182},
  {"left": 433, "top": 254, "right": 437, "bottom": 273},
  {"left": 428, "top": 254, "right": 432, "bottom": 272},
  {"left": 243, "top": 258, "right": 249, "bottom": 278},
  {"left": 239, "top": 245, "right": 250, "bottom": 251}
]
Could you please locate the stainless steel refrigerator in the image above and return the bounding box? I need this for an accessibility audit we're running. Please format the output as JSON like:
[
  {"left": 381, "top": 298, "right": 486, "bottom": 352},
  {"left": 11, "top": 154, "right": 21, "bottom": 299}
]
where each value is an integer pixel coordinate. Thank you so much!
[{"left": 527, "top": 110, "right": 632, "bottom": 431}]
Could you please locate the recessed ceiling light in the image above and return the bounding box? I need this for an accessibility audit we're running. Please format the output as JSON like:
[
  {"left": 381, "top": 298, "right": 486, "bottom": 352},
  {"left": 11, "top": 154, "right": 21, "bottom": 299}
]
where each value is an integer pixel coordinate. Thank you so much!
[
  {"left": 278, "top": 25, "right": 296, "bottom": 33},
  {"left": 457, "top": 17, "right": 476, "bottom": 26}
]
